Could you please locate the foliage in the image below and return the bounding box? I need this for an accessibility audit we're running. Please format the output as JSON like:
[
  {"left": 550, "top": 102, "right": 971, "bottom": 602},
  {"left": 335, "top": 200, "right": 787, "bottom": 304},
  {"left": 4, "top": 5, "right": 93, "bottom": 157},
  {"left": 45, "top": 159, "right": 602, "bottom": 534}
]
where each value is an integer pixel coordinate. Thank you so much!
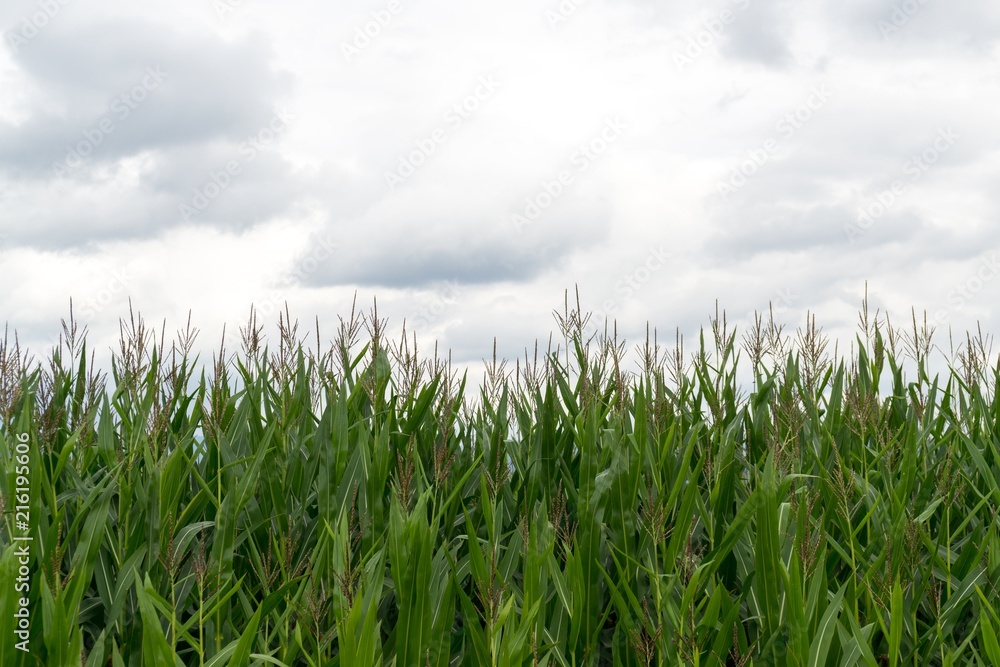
[{"left": 2, "top": 291, "right": 1000, "bottom": 666}]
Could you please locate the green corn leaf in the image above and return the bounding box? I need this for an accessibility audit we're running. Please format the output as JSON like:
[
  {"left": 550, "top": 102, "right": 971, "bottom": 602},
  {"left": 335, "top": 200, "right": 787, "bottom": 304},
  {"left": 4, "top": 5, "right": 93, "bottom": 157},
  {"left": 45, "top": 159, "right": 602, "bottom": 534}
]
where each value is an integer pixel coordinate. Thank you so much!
[
  {"left": 136, "top": 574, "right": 182, "bottom": 667},
  {"left": 808, "top": 582, "right": 848, "bottom": 667},
  {"left": 889, "top": 581, "right": 903, "bottom": 667}
]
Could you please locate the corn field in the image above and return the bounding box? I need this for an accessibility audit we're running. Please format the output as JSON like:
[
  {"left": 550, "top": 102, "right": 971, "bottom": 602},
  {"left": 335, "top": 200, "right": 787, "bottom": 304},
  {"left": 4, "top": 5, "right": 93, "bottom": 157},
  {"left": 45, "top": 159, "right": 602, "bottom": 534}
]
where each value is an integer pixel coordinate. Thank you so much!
[{"left": 2, "top": 291, "right": 1000, "bottom": 666}]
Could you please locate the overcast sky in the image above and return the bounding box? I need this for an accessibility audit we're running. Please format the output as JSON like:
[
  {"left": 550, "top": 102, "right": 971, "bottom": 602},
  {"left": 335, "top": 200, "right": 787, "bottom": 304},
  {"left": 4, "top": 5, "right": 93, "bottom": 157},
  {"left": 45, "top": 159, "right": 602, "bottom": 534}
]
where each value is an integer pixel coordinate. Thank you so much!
[{"left": 2, "top": 0, "right": 999, "bottom": 394}]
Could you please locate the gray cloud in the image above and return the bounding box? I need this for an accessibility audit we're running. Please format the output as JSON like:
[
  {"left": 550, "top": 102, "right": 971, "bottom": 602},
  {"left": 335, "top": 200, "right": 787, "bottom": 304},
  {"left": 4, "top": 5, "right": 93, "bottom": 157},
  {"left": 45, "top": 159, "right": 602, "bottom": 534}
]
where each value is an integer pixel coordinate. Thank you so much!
[
  {"left": 1, "top": 0, "right": 999, "bottom": 389},
  {"left": 719, "top": 0, "right": 795, "bottom": 68},
  {"left": 825, "top": 0, "right": 1000, "bottom": 50},
  {"left": 297, "top": 198, "right": 609, "bottom": 289},
  {"left": 0, "top": 15, "right": 307, "bottom": 250},
  {"left": 1, "top": 19, "right": 293, "bottom": 173}
]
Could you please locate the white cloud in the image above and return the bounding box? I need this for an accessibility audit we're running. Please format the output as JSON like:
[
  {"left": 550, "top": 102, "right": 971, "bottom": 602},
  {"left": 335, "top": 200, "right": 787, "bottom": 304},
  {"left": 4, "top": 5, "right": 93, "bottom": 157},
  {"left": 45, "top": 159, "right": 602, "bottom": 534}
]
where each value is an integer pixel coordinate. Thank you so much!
[{"left": 2, "top": 0, "right": 999, "bottom": 391}]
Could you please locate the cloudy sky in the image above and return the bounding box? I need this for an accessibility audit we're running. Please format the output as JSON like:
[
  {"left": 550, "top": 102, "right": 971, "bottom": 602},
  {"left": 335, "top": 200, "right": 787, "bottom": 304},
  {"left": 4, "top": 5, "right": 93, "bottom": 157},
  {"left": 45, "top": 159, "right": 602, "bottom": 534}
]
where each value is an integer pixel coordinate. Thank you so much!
[{"left": 2, "top": 0, "right": 999, "bottom": 392}]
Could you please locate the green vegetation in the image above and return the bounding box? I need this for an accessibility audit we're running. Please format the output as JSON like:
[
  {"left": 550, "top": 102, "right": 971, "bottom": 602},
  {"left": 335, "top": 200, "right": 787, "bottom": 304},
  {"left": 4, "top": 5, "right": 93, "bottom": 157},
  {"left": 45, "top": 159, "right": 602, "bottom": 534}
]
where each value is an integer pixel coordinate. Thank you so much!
[{"left": 2, "top": 290, "right": 1000, "bottom": 666}]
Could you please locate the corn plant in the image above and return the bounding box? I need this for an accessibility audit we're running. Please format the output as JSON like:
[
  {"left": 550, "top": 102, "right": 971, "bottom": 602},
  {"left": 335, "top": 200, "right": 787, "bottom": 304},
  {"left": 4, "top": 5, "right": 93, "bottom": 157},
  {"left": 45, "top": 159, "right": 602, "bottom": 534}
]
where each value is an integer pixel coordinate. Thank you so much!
[{"left": 1, "top": 290, "right": 1000, "bottom": 666}]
